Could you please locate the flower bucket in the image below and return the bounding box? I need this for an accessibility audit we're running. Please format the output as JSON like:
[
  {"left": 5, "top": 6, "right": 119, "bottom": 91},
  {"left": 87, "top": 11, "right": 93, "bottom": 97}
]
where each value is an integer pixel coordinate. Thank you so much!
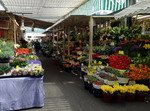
[
  {"left": 102, "top": 92, "right": 113, "bottom": 103},
  {"left": 88, "top": 82, "right": 93, "bottom": 93},
  {"left": 84, "top": 81, "right": 89, "bottom": 90},
  {"left": 93, "top": 88, "right": 102, "bottom": 98},
  {"left": 137, "top": 93, "right": 146, "bottom": 102},
  {"left": 126, "top": 93, "right": 135, "bottom": 102},
  {"left": 115, "top": 94, "right": 125, "bottom": 102}
]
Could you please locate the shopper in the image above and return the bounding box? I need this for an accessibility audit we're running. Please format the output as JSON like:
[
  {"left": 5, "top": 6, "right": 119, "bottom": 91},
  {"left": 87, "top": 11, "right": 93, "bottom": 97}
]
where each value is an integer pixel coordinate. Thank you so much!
[{"left": 34, "top": 39, "right": 41, "bottom": 53}]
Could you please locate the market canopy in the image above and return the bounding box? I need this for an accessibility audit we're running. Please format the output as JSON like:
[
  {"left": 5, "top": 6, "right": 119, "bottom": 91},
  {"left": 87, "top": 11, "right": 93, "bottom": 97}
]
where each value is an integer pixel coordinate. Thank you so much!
[
  {"left": 114, "top": 0, "right": 150, "bottom": 19},
  {"left": 1, "top": 0, "right": 88, "bottom": 23},
  {"left": 15, "top": 15, "right": 53, "bottom": 29}
]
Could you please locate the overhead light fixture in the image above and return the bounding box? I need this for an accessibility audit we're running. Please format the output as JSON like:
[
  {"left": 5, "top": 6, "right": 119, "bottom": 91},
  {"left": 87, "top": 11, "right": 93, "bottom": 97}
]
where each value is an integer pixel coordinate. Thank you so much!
[{"left": 20, "top": 14, "right": 25, "bottom": 31}]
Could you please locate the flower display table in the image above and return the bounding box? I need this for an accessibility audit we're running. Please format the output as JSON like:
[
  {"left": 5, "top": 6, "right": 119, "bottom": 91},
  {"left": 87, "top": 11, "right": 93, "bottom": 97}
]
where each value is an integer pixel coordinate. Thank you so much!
[{"left": 0, "top": 76, "right": 44, "bottom": 111}]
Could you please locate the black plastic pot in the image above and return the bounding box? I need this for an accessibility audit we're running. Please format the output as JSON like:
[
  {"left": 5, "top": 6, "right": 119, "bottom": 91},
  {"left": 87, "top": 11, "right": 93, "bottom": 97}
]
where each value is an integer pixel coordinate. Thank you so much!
[
  {"left": 93, "top": 88, "right": 102, "bottom": 98},
  {"left": 0, "top": 58, "right": 10, "bottom": 63}
]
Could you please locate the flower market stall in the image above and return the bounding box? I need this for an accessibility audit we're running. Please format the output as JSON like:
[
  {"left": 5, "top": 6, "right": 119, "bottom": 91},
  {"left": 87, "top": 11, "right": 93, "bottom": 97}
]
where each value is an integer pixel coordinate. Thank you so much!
[{"left": 0, "top": 39, "right": 44, "bottom": 110}]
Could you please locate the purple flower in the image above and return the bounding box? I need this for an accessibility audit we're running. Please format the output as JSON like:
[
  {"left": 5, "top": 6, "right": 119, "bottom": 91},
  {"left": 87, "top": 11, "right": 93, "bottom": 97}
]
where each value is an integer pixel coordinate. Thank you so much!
[
  {"left": 28, "top": 60, "right": 41, "bottom": 65},
  {"left": 130, "top": 45, "right": 140, "bottom": 51},
  {"left": 112, "top": 46, "right": 122, "bottom": 52}
]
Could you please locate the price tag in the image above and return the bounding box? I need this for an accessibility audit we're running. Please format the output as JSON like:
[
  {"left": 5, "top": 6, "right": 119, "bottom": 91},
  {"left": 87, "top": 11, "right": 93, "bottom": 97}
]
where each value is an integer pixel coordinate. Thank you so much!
[
  {"left": 138, "top": 53, "right": 140, "bottom": 57},
  {"left": 129, "top": 80, "right": 136, "bottom": 85},
  {"left": 130, "top": 64, "right": 135, "bottom": 67},
  {"left": 118, "top": 51, "right": 124, "bottom": 55}
]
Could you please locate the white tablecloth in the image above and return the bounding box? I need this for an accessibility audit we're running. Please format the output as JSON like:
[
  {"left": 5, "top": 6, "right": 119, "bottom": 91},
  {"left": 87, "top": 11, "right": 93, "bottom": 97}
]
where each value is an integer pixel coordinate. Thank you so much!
[{"left": 0, "top": 77, "right": 44, "bottom": 111}]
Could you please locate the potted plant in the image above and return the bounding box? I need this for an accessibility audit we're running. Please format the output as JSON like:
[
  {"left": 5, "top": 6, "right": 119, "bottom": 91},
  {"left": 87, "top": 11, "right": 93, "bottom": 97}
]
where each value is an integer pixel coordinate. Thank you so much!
[
  {"left": 125, "top": 85, "right": 136, "bottom": 102},
  {"left": 93, "top": 81, "right": 105, "bottom": 98},
  {"left": 134, "top": 84, "right": 149, "bottom": 102},
  {"left": 113, "top": 84, "right": 127, "bottom": 102},
  {"left": 10, "top": 57, "right": 28, "bottom": 67},
  {"left": 87, "top": 76, "right": 99, "bottom": 93},
  {"left": 101, "top": 85, "right": 115, "bottom": 103}
]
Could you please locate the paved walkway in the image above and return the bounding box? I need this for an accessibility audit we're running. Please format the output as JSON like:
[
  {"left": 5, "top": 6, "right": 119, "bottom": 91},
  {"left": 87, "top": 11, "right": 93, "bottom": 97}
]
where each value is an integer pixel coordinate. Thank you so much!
[{"left": 23, "top": 54, "right": 150, "bottom": 111}]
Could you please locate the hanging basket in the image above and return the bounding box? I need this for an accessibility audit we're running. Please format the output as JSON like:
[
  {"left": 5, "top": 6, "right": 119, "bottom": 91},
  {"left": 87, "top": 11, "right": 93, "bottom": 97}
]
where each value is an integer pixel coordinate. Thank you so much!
[{"left": 102, "top": 92, "right": 113, "bottom": 103}]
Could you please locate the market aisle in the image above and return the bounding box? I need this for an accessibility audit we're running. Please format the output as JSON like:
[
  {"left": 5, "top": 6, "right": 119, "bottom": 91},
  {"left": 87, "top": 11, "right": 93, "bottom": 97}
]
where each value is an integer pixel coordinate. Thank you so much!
[{"left": 24, "top": 54, "right": 150, "bottom": 111}]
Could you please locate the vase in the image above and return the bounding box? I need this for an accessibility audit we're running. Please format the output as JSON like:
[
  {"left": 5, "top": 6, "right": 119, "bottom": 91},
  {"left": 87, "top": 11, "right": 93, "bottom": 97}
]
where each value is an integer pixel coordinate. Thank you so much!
[
  {"left": 115, "top": 94, "right": 125, "bottom": 102},
  {"left": 137, "top": 93, "right": 147, "bottom": 102},
  {"left": 102, "top": 92, "right": 113, "bottom": 103},
  {"left": 126, "top": 93, "right": 135, "bottom": 102}
]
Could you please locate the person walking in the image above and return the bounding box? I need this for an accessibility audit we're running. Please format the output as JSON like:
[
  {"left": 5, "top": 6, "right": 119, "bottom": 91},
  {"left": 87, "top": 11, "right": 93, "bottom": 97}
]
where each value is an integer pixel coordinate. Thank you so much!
[{"left": 34, "top": 39, "right": 41, "bottom": 53}]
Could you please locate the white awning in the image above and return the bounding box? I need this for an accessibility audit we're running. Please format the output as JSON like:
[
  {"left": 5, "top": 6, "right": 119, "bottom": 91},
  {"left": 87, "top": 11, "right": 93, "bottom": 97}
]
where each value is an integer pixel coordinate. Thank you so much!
[
  {"left": 1, "top": 0, "right": 88, "bottom": 23},
  {"left": 115, "top": 0, "right": 150, "bottom": 19}
]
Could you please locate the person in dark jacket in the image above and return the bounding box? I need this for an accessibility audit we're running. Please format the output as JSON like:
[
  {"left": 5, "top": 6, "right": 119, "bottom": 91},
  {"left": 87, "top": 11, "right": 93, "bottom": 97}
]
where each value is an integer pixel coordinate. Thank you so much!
[{"left": 34, "top": 39, "right": 41, "bottom": 53}]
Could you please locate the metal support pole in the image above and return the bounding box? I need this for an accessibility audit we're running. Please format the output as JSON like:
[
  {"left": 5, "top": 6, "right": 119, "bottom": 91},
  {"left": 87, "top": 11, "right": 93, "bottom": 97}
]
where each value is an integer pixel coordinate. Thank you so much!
[
  {"left": 68, "top": 27, "right": 70, "bottom": 55},
  {"left": 14, "top": 20, "right": 16, "bottom": 44},
  {"left": 89, "top": 16, "right": 94, "bottom": 65}
]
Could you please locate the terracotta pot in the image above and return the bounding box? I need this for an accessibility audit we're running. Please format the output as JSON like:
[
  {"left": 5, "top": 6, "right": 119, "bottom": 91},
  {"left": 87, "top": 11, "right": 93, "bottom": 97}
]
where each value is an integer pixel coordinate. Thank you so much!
[
  {"left": 126, "top": 93, "right": 135, "bottom": 102},
  {"left": 102, "top": 92, "right": 113, "bottom": 103},
  {"left": 115, "top": 94, "right": 125, "bottom": 102},
  {"left": 137, "top": 93, "right": 146, "bottom": 102}
]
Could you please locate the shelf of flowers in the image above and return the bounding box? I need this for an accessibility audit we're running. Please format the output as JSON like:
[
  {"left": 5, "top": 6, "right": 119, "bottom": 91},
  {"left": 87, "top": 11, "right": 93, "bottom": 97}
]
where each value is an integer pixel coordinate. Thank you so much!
[
  {"left": 0, "top": 39, "right": 44, "bottom": 78},
  {"left": 81, "top": 27, "right": 150, "bottom": 103}
]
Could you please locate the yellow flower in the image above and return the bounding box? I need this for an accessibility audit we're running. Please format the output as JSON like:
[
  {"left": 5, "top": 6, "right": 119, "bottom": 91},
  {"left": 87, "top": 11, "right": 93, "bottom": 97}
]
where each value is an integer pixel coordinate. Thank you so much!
[
  {"left": 113, "top": 85, "right": 127, "bottom": 94},
  {"left": 125, "top": 86, "right": 136, "bottom": 94},
  {"left": 101, "top": 85, "right": 115, "bottom": 94},
  {"left": 143, "top": 44, "right": 150, "bottom": 49},
  {"left": 134, "top": 84, "right": 149, "bottom": 92}
]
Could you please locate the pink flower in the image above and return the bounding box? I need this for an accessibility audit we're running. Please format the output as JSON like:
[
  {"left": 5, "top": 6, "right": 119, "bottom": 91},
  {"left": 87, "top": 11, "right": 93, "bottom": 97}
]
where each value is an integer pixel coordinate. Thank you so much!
[
  {"left": 10, "top": 60, "right": 14, "bottom": 63},
  {"left": 20, "top": 58, "right": 25, "bottom": 61}
]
